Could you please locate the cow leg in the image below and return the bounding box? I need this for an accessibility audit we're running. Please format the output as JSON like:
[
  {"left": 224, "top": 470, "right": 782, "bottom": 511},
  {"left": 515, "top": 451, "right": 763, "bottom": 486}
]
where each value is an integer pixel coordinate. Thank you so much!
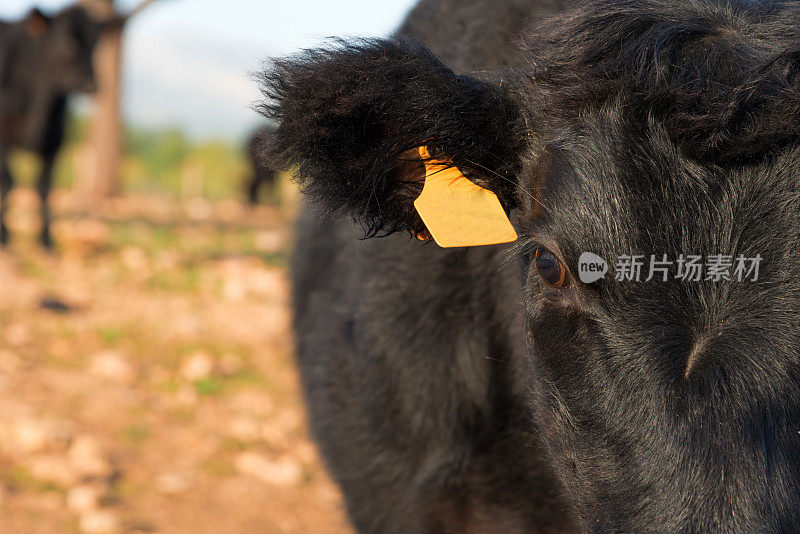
[
  {"left": 37, "top": 153, "right": 55, "bottom": 249},
  {"left": 0, "top": 152, "right": 13, "bottom": 247},
  {"left": 247, "top": 174, "right": 260, "bottom": 204}
]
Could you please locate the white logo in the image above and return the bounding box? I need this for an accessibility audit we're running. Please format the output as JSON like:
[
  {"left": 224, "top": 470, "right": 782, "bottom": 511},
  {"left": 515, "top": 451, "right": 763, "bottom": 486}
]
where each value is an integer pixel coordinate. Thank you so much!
[{"left": 578, "top": 252, "right": 608, "bottom": 284}]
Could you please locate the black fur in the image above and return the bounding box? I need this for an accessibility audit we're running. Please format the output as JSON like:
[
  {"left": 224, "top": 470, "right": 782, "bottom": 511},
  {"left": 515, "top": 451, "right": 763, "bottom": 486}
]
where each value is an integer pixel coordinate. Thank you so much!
[
  {"left": 245, "top": 125, "right": 279, "bottom": 204},
  {"left": 259, "top": 38, "right": 525, "bottom": 236},
  {"left": 523, "top": 0, "right": 800, "bottom": 163},
  {"left": 0, "top": 5, "right": 102, "bottom": 248},
  {"left": 260, "top": 0, "right": 800, "bottom": 532}
]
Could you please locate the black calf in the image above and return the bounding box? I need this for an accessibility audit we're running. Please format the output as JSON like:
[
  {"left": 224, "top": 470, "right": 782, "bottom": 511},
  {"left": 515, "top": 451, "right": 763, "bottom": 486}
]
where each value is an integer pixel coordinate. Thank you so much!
[
  {"left": 261, "top": 0, "right": 800, "bottom": 531},
  {"left": 0, "top": 6, "right": 102, "bottom": 248}
]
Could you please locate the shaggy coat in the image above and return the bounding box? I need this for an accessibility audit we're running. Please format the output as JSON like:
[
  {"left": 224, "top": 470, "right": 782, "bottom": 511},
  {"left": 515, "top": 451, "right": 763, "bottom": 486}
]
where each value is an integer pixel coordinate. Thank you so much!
[{"left": 261, "top": 0, "right": 800, "bottom": 531}]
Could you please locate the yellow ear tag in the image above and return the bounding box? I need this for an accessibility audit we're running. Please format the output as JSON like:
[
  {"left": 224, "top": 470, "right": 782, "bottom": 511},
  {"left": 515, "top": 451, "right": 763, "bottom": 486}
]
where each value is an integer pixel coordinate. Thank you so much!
[{"left": 413, "top": 146, "right": 517, "bottom": 248}]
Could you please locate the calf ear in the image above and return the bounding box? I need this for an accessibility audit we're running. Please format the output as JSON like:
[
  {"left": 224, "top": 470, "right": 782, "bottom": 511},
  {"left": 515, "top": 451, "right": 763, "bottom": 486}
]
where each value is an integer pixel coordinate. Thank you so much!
[
  {"left": 258, "top": 38, "right": 526, "bottom": 241},
  {"left": 25, "top": 8, "right": 51, "bottom": 38}
]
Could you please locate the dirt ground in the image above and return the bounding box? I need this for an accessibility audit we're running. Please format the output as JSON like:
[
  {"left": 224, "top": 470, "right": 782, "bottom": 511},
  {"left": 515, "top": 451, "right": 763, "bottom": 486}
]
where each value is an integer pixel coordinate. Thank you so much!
[{"left": 0, "top": 188, "right": 352, "bottom": 534}]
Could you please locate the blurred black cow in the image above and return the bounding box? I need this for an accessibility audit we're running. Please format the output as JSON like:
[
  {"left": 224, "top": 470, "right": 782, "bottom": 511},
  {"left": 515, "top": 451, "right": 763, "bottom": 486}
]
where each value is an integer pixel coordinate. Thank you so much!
[
  {"left": 245, "top": 125, "right": 278, "bottom": 205},
  {"left": 0, "top": 6, "right": 102, "bottom": 248}
]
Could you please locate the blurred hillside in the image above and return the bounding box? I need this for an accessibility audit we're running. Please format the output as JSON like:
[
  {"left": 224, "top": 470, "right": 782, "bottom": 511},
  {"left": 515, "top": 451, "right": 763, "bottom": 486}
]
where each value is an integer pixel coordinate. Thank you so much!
[{"left": 9, "top": 114, "right": 251, "bottom": 201}]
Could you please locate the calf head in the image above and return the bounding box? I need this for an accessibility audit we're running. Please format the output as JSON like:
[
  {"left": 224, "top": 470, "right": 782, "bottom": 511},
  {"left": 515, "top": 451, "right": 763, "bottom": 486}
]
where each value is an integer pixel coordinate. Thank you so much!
[
  {"left": 261, "top": 0, "right": 800, "bottom": 530},
  {"left": 22, "top": 6, "right": 102, "bottom": 93}
]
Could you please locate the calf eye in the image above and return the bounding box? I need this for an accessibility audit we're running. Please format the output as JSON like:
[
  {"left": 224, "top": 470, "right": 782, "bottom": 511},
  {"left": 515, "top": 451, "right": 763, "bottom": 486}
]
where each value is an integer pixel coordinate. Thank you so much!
[{"left": 534, "top": 248, "right": 568, "bottom": 288}]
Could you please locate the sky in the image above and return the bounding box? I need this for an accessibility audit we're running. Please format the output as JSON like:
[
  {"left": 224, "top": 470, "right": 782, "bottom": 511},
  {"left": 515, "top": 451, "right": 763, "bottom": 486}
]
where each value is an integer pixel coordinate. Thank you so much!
[{"left": 0, "top": 0, "right": 418, "bottom": 141}]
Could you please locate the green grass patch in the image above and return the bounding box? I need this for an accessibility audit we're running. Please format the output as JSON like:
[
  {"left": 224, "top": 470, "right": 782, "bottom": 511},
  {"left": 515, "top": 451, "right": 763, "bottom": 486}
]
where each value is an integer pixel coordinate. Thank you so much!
[
  {"left": 98, "top": 326, "right": 125, "bottom": 346},
  {"left": 147, "top": 264, "right": 201, "bottom": 292},
  {"left": 123, "top": 423, "right": 151, "bottom": 443},
  {"left": 1, "top": 464, "right": 65, "bottom": 494},
  {"left": 193, "top": 377, "right": 223, "bottom": 396}
]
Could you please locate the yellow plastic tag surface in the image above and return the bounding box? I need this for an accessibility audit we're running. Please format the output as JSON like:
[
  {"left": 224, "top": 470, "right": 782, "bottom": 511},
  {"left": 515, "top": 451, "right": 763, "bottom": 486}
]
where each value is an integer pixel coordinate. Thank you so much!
[{"left": 413, "top": 146, "right": 517, "bottom": 248}]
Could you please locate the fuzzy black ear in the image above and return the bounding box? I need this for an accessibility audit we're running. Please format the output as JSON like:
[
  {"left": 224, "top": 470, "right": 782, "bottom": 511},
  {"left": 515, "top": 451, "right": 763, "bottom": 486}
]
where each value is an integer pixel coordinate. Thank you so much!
[
  {"left": 258, "top": 38, "right": 526, "bottom": 236},
  {"left": 25, "top": 8, "right": 51, "bottom": 38}
]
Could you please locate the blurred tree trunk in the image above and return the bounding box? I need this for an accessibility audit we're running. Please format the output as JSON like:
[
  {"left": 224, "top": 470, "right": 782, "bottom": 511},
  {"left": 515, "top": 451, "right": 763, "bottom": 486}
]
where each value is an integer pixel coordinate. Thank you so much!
[
  {"left": 79, "top": 0, "right": 158, "bottom": 198},
  {"left": 85, "top": 21, "right": 123, "bottom": 197}
]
